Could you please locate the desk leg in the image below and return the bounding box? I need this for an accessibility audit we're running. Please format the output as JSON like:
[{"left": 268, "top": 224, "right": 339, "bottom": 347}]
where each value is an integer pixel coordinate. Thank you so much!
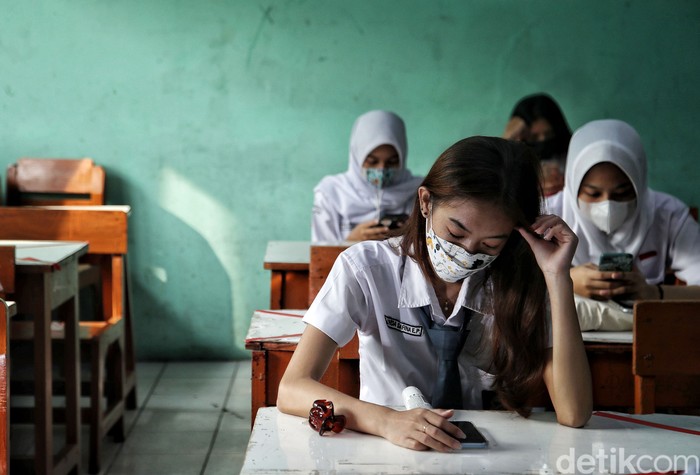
[
  {"left": 250, "top": 350, "right": 268, "bottom": 426},
  {"left": 59, "top": 294, "right": 81, "bottom": 471},
  {"left": 30, "top": 274, "right": 53, "bottom": 475},
  {"left": 269, "top": 272, "right": 284, "bottom": 310}
]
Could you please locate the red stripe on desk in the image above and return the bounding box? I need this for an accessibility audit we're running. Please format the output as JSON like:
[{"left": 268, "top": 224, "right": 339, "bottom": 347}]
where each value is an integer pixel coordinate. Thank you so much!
[
  {"left": 256, "top": 309, "right": 305, "bottom": 319},
  {"left": 245, "top": 333, "right": 304, "bottom": 343},
  {"left": 594, "top": 411, "right": 700, "bottom": 436}
]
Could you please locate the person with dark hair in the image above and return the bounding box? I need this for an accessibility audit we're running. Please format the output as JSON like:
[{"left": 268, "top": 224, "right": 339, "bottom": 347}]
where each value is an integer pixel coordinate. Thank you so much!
[
  {"left": 503, "top": 93, "right": 572, "bottom": 196},
  {"left": 312, "top": 110, "right": 423, "bottom": 242},
  {"left": 279, "top": 136, "right": 592, "bottom": 452}
]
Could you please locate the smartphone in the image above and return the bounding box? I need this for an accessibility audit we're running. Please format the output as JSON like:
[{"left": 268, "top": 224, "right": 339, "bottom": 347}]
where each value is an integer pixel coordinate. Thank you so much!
[
  {"left": 377, "top": 214, "right": 408, "bottom": 230},
  {"left": 598, "top": 252, "right": 633, "bottom": 272},
  {"left": 453, "top": 420, "right": 488, "bottom": 449}
]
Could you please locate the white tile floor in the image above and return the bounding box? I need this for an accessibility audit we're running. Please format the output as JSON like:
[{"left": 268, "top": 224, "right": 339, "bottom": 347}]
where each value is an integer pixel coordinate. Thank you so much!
[{"left": 73, "top": 360, "right": 252, "bottom": 475}]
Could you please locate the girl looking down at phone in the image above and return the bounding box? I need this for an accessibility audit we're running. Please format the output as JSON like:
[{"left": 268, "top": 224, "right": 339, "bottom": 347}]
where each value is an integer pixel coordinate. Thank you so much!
[
  {"left": 311, "top": 110, "right": 423, "bottom": 242},
  {"left": 279, "top": 137, "right": 592, "bottom": 453},
  {"left": 546, "top": 119, "right": 700, "bottom": 329}
]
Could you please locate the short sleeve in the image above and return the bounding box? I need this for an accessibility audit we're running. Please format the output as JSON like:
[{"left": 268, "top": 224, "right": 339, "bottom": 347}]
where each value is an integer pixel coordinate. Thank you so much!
[{"left": 303, "top": 251, "right": 369, "bottom": 347}]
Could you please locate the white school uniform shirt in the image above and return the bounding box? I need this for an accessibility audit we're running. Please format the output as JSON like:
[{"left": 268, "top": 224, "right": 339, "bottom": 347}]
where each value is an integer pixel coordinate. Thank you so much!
[
  {"left": 311, "top": 110, "right": 423, "bottom": 242},
  {"left": 304, "top": 239, "right": 501, "bottom": 409},
  {"left": 545, "top": 119, "right": 700, "bottom": 285}
]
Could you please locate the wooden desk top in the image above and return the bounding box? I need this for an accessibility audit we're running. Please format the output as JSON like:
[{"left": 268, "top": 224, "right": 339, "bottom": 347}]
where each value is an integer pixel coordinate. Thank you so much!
[
  {"left": 247, "top": 310, "right": 634, "bottom": 348},
  {"left": 245, "top": 309, "right": 306, "bottom": 350},
  {"left": 0, "top": 240, "right": 88, "bottom": 271},
  {"left": 242, "top": 407, "right": 700, "bottom": 474},
  {"left": 582, "top": 331, "right": 632, "bottom": 344},
  {"left": 263, "top": 241, "right": 310, "bottom": 271},
  {"left": 25, "top": 205, "right": 131, "bottom": 214}
]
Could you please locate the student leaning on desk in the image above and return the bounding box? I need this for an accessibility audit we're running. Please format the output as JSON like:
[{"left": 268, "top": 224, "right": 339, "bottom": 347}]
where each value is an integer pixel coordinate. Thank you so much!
[
  {"left": 545, "top": 119, "right": 700, "bottom": 330},
  {"left": 311, "top": 110, "right": 423, "bottom": 243},
  {"left": 278, "top": 136, "right": 592, "bottom": 453}
]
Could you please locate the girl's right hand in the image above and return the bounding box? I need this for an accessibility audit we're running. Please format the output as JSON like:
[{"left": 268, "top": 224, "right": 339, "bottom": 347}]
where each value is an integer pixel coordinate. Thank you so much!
[
  {"left": 347, "top": 220, "right": 390, "bottom": 241},
  {"left": 379, "top": 408, "right": 465, "bottom": 452}
]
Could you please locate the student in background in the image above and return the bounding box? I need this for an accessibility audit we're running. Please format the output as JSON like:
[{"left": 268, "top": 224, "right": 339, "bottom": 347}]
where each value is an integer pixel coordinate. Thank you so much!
[
  {"left": 312, "top": 110, "right": 422, "bottom": 242},
  {"left": 546, "top": 119, "right": 700, "bottom": 330},
  {"left": 280, "top": 136, "right": 592, "bottom": 452},
  {"left": 503, "top": 93, "right": 572, "bottom": 196}
]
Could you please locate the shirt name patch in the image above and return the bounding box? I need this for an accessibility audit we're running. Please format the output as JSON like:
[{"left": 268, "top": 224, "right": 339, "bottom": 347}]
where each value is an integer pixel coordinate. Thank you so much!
[{"left": 384, "top": 316, "right": 423, "bottom": 337}]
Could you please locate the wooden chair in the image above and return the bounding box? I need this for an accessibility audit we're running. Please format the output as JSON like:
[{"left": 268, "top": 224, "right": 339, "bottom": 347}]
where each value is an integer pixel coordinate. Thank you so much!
[
  {"left": 308, "top": 244, "right": 350, "bottom": 307},
  {"left": 307, "top": 243, "right": 359, "bottom": 387},
  {"left": 6, "top": 157, "right": 105, "bottom": 206},
  {"left": 632, "top": 300, "right": 700, "bottom": 414}
]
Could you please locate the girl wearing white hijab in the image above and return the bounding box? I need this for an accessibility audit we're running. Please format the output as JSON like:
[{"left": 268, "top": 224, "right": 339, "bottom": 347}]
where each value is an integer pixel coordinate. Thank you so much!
[
  {"left": 312, "top": 110, "right": 423, "bottom": 242},
  {"left": 546, "top": 119, "right": 700, "bottom": 329}
]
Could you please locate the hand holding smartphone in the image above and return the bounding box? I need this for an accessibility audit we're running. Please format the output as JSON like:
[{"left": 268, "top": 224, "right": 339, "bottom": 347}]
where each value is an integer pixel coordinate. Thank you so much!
[
  {"left": 453, "top": 420, "right": 488, "bottom": 449},
  {"left": 598, "top": 252, "right": 633, "bottom": 272}
]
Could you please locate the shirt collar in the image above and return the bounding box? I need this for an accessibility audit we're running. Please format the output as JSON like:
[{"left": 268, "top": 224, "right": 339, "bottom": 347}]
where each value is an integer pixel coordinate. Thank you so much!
[{"left": 398, "top": 255, "right": 488, "bottom": 314}]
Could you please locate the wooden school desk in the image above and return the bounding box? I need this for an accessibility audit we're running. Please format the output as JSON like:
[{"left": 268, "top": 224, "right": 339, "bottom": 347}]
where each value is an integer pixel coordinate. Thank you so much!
[
  {"left": 245, "top": 310, "right": 359, "bottom": 423},
  {"left": 6, "top": 240, "right": 86, "bottom": 475},
  {"left": 242, "top": 407, "right": 700, "bottom": 474},
  {"left": 582, "top": 331, "right": 700, "bottom": 410},
  {"left": 0, "top": 205, "right": 137, "bottom": 409},
  {"left": 263, "top": 241, "right": 311, "bottom": 310}
]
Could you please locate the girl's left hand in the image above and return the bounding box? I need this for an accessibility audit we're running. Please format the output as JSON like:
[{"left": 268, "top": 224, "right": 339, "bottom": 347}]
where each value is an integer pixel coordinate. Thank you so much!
[{"left": 517, "top": 214, "right": 578, "bottom": 276}]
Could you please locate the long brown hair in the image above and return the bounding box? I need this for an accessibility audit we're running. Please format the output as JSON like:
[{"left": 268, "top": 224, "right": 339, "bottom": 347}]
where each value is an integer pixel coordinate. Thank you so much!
[{"left": 399, "top": 136, "right": 547, "bottom": 416}]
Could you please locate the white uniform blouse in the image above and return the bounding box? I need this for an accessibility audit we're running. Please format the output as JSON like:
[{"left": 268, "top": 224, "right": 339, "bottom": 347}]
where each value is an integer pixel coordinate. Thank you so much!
[{"left": 304, "top": 239, "right": 503, "bottom": 409}]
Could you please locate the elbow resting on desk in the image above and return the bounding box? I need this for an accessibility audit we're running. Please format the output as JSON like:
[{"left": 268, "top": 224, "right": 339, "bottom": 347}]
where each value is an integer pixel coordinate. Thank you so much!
[{"left": 555, "top": 405, "right": 592, "bottom": 428}]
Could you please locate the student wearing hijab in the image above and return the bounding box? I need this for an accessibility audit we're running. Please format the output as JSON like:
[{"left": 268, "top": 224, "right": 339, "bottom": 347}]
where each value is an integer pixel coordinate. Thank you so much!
[
  {"left": 312, "top": 110, "right": 423, "bottom": 242},
  {"left": 546, "top": 119, "right": 700, "bottom": 330},
  {"left": 280, "top": 137, "right": 592, "bottom": 452},
  {"left": 503, "top": 93, "right": 572, "bottom": 196}
]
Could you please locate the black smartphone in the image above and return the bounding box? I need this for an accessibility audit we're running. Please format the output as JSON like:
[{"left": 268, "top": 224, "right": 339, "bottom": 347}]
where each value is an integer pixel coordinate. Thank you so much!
[
  {"left": 377, "top": 214, "right": 408, "bottom": 230},
  {"left": 598, "top": 252, "right": 633, "bottom": 272},
  {"left": 453, "top": 420, "right": 488, "bottom": 449}
]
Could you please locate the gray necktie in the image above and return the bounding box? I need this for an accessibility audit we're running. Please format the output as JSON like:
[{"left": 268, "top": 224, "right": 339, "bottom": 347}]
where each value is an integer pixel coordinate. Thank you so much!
[{"left": 419, "top": 307, "right": 471, "bottom": 409}]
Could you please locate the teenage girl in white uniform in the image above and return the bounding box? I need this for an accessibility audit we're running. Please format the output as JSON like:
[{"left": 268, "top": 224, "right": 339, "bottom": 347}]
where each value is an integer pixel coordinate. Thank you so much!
[
  {"left": 546, "top": 119, "right": 700, "bottom": 329},
  {"left": 280, "top": 136, "right": 592, "bottom": 452},
  {"left": 312, "top": 110, "right": 423, "bottom": 242}
]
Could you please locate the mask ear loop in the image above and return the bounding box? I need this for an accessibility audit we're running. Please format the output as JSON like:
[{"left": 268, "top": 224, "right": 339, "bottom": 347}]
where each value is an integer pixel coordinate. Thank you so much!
[{"left": 375, "top": 187, "right": 383, "bottom": 222}]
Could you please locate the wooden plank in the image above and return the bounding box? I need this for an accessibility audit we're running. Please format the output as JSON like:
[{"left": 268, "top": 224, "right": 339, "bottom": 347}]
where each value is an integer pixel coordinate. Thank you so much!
[{"left": 0, "top": 207, "right": 127, "bottom": 254}]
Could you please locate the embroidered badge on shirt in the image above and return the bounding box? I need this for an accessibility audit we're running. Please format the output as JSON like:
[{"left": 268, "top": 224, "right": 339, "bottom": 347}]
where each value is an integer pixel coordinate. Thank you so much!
[{"left": 384, "top": 315, "right": 423, "bottom": 336}]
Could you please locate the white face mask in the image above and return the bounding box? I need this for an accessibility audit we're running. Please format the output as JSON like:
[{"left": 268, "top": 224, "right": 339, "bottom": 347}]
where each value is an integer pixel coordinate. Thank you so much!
[
  {"left": 578, "top": 199, "right": 636, "bottom": 234},
  {"left": 425, "top": 217, "right": 498, "bottom": 283}
]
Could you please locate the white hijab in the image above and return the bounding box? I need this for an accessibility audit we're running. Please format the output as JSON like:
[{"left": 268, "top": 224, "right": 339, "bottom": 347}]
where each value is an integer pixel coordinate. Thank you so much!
[
  {"left": 314, "top": 110, "right": 422, "bottom": 225},
  {"left": 561, "top": 119, "right": 655, "bottom": 265}
]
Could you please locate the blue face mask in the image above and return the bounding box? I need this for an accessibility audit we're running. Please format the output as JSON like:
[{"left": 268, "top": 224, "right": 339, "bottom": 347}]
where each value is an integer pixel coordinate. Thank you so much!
[{"left": 363, "top": 167, "right": 395, "bottom": 189}]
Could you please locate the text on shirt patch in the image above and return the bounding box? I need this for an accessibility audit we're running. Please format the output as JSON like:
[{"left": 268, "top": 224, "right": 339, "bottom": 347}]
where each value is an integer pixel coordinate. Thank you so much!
[{"left": 384, "top": 316, "right": 423, "bottom": 337}]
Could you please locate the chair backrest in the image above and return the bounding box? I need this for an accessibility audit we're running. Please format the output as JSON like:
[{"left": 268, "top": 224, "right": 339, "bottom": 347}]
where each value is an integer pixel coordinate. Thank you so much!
[
  {"left": 308, "top": 244, "right": 349, "bottom": 307},
  {"left": 0, "top": 246, "right": 15, "bottom": 298},
  {"left": 632, "top": 300, "right": 700, "bottom": 414},
  {"left": 6, "top": 157, "right": 105, "bottom": 206}
]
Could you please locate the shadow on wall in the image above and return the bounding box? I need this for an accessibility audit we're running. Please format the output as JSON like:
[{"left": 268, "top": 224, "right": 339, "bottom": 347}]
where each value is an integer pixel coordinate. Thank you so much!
[{"left": 105, "top": 167, "right": 243, "bottom": 360}]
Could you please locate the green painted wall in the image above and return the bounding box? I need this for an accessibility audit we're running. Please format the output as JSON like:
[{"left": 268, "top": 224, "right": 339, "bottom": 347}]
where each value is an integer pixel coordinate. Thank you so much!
[{"left": 1, "top": 1, "right": 698, "bottom": 359}]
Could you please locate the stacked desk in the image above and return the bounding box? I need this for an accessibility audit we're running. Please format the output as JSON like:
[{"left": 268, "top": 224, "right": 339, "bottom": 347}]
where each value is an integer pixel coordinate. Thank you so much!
[{"left": 242, "top": 407, "right": 700, "bottom": 474}]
